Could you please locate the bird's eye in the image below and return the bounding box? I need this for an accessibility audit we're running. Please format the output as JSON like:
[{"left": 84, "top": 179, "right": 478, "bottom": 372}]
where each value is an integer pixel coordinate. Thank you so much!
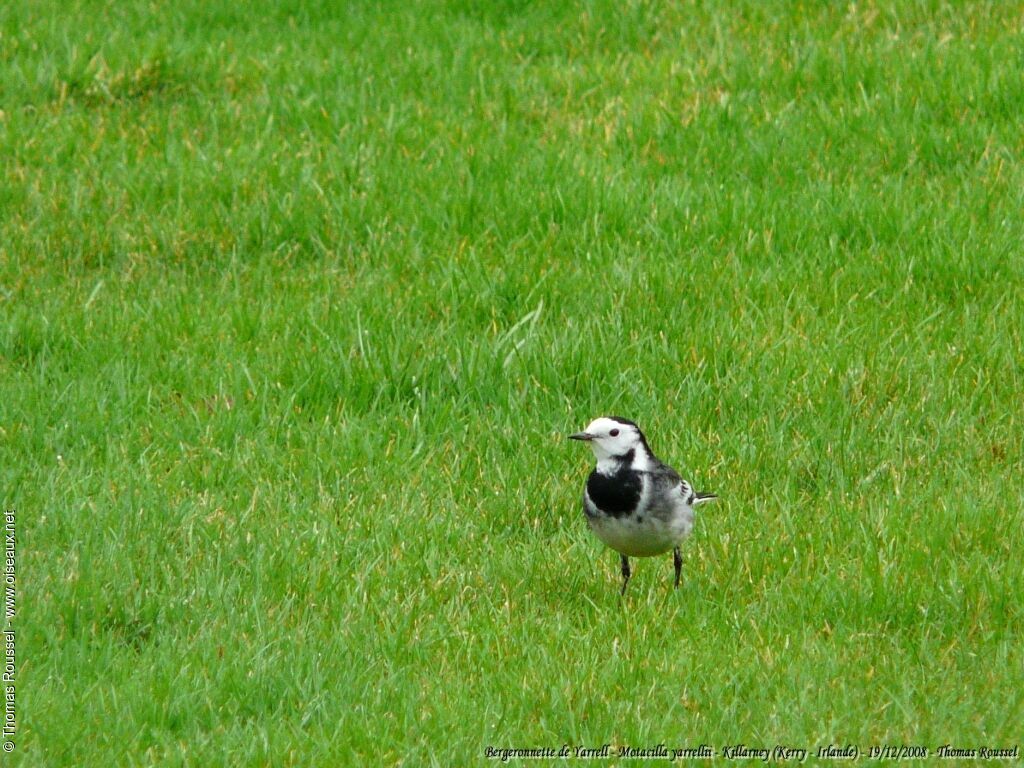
[{"left": 609, "top": 428, "right": 620, "bottom": 437}]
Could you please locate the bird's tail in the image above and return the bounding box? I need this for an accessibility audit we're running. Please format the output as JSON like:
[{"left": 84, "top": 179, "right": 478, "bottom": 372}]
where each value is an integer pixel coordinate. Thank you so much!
[{"left": 693, "top": 492, "right": 718, "bottom": 505}]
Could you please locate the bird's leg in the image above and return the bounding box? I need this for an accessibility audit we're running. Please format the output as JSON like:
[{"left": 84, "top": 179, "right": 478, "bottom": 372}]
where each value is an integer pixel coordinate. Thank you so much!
[
  {"left": 620, "top": 555, "right": 631, "bottom": 595},
  {"left": 673, "top": 547, "right": 683, "bottom": 588}
]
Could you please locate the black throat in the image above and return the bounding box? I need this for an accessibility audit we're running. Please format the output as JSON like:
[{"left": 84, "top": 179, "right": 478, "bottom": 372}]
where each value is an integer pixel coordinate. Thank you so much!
[{"left": 586, "top": 450, "right": 641, "bottom": 518}]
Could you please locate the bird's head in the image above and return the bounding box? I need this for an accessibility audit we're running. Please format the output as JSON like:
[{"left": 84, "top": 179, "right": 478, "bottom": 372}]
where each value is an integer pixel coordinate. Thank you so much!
[{"left": 569, "top": 416, "right": 650, "bottom": 465}]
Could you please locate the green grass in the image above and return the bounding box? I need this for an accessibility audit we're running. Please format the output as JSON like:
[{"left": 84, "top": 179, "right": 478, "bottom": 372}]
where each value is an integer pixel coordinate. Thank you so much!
[{"left": 4, "top": 0, "right": 1024, "bottom": 764}]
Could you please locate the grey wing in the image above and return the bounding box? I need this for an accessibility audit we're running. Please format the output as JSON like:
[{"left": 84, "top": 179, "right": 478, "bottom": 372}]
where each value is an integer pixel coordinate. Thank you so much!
[
  {"left": 677, "top": 477, "right": 696, "bottom": 504},
  {"left": 647, "top": 461, "right": 694, "bottom": 511}
]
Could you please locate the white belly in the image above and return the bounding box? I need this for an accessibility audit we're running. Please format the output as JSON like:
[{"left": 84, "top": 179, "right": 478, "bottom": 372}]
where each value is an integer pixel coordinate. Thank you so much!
[{"left": 587, "top": 510, "right": 694, "bottom": 557}]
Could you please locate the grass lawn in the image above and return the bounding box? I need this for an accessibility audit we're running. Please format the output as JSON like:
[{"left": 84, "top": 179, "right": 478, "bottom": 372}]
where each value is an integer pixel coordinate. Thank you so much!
[{"left": 3, "top": 0, "right": 1023, "bottom": 764}]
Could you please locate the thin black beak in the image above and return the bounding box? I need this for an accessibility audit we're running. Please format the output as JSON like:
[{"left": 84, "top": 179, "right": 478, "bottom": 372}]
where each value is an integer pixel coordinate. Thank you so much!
[{"left": 568, "top": 432, "right": 595, "bottom": 441}]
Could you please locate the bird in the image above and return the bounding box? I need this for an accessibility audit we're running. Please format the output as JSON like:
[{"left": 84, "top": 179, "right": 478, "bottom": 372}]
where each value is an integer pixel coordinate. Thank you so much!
[{"left": 569, "top": 416, "right": 717, "bottom": 594}]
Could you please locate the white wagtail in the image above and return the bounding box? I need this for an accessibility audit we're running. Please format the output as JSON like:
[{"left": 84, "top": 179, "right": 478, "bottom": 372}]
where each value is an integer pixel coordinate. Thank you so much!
[{"left": 570, "top": 416, "right": 716, "bottom": 594}]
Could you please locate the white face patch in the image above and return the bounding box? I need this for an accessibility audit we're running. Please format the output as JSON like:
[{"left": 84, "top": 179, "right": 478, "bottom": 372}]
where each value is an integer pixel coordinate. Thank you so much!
[{"left": 583, "top": 417, "right": 651, "bottom": 470}]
